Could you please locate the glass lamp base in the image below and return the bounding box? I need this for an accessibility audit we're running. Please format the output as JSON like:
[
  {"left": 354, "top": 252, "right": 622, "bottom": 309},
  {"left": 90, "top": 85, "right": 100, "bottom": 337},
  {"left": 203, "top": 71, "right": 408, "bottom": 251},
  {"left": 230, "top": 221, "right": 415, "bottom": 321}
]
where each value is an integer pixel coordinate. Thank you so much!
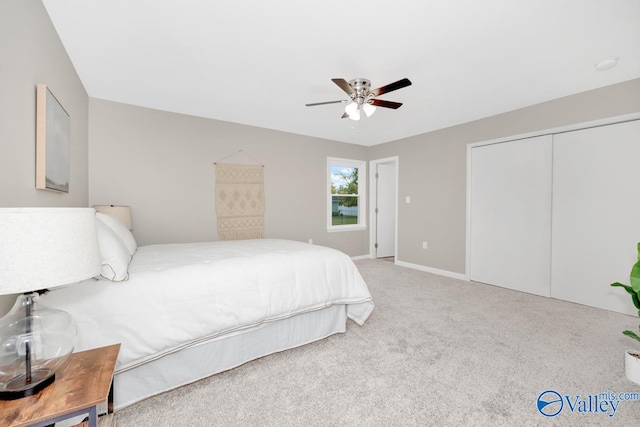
[
  {"left": 0, "top": 368, "right": 55, "bottom": 400},
  {"left": 0, "top": 293, "right": 76, "bottom": 401}
]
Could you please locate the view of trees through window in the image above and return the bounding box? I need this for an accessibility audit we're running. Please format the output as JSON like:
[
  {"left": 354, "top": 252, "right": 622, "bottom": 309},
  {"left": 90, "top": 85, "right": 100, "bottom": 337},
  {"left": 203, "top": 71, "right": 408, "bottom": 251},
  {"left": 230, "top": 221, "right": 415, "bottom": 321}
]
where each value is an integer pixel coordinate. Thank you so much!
[{"left": 331, "top": 165, "right": 359, "bottom": 226}]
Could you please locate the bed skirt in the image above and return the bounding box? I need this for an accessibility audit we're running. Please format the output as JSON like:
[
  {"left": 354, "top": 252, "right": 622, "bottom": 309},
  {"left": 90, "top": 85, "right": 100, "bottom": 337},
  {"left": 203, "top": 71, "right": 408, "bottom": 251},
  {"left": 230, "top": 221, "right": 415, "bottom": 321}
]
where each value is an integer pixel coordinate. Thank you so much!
[{"left": 113, "top": 304, "right": 348, "bottom": 410}]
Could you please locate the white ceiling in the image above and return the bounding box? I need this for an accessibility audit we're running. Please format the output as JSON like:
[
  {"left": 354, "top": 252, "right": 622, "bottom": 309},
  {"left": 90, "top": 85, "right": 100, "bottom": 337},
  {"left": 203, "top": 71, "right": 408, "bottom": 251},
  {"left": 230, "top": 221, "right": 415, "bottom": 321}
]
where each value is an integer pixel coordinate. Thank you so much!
[{"left": 42, "top": 0, "right": 640, "bottom": 146}]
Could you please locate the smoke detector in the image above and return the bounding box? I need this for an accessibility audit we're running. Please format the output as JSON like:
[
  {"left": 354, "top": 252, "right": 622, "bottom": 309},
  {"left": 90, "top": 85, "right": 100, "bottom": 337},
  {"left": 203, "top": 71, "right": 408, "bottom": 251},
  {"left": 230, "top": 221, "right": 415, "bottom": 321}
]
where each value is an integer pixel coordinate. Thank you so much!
[{"left": 594, "top": 57, "right": 619, "bottom": 71}]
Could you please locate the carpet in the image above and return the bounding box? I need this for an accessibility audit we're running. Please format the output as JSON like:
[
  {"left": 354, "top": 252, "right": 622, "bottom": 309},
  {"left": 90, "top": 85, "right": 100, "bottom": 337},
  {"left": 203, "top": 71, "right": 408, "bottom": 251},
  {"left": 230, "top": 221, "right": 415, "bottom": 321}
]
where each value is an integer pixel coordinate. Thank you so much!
[{"left": 115, "top": 259, "right": 640, "bottom": 426}]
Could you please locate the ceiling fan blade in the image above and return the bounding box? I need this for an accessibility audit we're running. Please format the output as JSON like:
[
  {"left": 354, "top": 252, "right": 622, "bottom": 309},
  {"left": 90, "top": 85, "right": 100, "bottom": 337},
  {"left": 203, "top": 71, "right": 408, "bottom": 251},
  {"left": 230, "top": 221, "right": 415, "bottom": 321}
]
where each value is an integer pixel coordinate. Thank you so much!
[
  {"left": 370, "top": 78, "right": 412, "bottom": 97},
  {"left": 305, "top": 100, "right": 348, "bottom": 107},
  {"left": 332, "top": 78, "right": 355, "bottom": 96},
  {"left": 370, "top": 99, "right": 403, "bottom": 109}
]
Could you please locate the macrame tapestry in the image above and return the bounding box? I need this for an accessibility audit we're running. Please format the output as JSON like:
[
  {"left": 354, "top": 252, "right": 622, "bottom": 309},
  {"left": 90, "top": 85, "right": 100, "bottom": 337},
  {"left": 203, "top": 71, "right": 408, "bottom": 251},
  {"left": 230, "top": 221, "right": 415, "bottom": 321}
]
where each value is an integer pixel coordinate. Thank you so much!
[{"left": 215, "top": 163, "right": 265, "bottom": 240}]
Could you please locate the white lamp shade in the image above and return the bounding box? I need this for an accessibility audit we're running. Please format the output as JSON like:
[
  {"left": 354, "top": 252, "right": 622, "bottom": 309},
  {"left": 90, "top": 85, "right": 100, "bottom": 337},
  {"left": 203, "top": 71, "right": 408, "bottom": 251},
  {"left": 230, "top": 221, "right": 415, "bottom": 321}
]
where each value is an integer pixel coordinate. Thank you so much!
[
  {"left": 0, "top": 208, "right": 102, "bottom": 295},
  {"left": 345, "top": 102, "right": 360, "bottom": 120},
  {"left": 362, "top": 103, "right": 376, "bottom": 118},
  {"left": 93, "top": 205, "right": 132, "bottom": 230}
]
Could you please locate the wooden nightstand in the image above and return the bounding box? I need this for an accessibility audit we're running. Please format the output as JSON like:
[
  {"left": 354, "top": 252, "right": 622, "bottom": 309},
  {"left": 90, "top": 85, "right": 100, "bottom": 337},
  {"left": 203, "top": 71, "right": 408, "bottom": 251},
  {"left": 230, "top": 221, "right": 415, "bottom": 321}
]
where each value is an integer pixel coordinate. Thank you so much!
[{"left": 0, "top": 343, "right": 120, "bottom": 427}]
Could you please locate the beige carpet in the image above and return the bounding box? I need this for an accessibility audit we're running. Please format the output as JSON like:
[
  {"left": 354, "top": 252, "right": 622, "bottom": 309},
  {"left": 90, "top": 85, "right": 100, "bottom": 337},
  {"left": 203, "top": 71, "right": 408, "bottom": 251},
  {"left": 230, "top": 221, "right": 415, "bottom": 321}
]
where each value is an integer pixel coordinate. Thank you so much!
[{"left": 115, "top": 259, "right": 640, "bottom": 426}]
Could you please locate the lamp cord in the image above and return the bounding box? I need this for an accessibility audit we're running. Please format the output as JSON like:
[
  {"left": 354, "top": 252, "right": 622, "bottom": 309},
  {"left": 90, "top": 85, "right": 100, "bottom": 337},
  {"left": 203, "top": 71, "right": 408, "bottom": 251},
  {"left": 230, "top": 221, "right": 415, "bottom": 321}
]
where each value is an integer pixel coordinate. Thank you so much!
[{"left": 25, "top": 294, "right": 33, "bottom": 383}]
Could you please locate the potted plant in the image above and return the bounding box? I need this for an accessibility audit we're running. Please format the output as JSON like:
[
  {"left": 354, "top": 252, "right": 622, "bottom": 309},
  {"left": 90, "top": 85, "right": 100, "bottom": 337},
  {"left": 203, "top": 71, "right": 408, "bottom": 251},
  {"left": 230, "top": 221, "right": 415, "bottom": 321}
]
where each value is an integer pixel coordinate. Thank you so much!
[{"left": 611, "top": 242, "right": 640, "bottom": 384}]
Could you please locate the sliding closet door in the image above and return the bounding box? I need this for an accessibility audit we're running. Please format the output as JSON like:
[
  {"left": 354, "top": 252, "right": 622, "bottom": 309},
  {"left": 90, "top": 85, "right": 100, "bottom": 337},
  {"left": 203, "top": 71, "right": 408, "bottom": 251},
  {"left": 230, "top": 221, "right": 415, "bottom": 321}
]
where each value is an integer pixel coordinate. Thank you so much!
[
  {"left": 551, "top": 120, "right": 640, "bottom": 316},
  {"left": 470, "top": 135, "right": 552, "bottom": 296}
]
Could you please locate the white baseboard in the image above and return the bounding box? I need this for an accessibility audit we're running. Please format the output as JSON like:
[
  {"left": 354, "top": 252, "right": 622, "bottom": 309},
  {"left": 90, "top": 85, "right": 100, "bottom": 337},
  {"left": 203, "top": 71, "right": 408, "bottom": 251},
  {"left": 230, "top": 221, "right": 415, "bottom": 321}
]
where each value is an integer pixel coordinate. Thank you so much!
[
  {"left": 353, "top": 256, "right": 469, "bottom": 281},
  {"left": 394, "top": 260, "right": 469, "bottom": 281}
]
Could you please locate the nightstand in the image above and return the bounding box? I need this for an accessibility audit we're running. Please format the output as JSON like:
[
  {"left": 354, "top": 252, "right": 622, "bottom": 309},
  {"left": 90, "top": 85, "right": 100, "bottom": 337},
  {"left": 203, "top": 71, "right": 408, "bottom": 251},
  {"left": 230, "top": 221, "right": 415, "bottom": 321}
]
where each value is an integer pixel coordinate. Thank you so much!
[{"left": 0, "top": 343, "right": 120, "bottom": 427}]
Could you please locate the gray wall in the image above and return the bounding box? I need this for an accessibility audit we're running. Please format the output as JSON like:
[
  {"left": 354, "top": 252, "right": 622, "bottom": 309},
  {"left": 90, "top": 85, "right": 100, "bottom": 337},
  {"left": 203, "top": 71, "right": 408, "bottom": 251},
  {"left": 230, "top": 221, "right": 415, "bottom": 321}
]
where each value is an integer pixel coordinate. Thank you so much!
[
  {"left": 0, "top": 0, "right": 90, "bottom": 314},
  {"left": 369, "top": 78, "right": 640, "bottom": 275},
  {"left": 0, "top": 0, "right": 89, "bottom": 208},
  {"left": 88, "top": 99, "right": 370, "bottom": 256}
]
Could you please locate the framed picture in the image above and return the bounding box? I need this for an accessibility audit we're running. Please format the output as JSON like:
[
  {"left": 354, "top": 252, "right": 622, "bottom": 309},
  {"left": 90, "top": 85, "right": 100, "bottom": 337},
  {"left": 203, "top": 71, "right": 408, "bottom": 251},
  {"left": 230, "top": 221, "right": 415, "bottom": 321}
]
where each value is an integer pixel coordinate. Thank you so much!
[{"left": 36, "top": 84, "right": 70, "bottom": 192}]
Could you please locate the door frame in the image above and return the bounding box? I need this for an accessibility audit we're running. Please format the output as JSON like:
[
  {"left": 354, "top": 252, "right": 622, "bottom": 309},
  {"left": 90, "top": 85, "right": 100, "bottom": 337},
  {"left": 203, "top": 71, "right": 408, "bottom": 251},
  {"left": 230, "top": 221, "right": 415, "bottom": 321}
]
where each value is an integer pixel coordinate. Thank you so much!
[{"left": 369, "top": 156, "right": 399, "bottom": 259}]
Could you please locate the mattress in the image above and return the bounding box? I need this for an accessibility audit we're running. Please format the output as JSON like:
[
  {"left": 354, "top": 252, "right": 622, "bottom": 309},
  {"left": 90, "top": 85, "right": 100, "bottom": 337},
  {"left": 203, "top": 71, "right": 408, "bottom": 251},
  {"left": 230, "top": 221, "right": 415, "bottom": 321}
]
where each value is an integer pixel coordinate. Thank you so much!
[{"left": 40, "top": 239, "right": 374, "bottom": 372}]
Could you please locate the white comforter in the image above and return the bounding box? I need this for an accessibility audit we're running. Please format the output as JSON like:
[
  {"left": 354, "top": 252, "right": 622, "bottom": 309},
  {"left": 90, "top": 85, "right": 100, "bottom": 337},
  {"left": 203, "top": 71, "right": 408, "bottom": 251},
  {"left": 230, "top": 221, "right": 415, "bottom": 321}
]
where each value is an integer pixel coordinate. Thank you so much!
[{"left": 40, "top": 239, "right": 374, "bottom": 371}]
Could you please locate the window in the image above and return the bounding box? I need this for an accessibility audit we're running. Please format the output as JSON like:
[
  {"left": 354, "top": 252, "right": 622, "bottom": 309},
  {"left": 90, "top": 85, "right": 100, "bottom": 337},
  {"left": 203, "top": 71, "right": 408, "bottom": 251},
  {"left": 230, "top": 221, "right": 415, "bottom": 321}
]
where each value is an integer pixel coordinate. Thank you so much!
[{"left": 327, "top": 157, "right": 366, "bottom": 231}]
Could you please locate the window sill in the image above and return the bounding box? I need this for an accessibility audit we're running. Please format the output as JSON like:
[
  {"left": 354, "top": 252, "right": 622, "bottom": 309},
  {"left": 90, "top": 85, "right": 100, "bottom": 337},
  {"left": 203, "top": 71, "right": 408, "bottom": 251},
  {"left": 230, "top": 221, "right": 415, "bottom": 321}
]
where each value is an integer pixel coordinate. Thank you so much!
[{"left": 326, "top": 225, "right": 368, "bottom": 233}]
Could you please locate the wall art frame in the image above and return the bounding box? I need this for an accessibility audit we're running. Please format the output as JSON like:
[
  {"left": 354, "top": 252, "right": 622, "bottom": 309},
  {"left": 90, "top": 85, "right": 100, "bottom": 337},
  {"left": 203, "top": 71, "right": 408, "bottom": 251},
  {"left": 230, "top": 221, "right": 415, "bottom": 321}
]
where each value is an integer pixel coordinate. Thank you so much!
[{"left": 36, "top": 84, "right": 70, "bottom": 193}]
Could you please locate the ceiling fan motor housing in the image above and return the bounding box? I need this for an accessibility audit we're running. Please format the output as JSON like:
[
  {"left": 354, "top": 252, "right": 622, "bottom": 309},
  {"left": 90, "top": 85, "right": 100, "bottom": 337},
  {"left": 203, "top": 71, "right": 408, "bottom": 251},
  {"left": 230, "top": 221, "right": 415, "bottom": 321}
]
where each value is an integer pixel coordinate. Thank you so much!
[{"left": 348, "top": 78, "right": 372, "bottom": 105}]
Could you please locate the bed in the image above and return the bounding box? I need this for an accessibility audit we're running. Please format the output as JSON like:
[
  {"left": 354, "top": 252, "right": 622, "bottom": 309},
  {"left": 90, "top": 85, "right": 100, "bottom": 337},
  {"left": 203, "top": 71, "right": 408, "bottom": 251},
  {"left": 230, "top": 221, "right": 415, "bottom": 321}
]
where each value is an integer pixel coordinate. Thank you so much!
[{"left": 38, "top": 213, "right": 374, "bottom": 410}]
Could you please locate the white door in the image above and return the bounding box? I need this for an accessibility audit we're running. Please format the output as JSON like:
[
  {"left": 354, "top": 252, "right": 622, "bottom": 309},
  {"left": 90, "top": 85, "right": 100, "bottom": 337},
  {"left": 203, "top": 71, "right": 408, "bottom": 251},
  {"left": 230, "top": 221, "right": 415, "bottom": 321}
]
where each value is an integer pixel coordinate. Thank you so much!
[
  {"left": 375, "top": 162, "right": 396, "bottom": 258},
  {"left": 551, "top": 120, "right": 640, "bottom": 316},
  {"left": 469, "top": 135, "right": 553, "bottom": 296}
]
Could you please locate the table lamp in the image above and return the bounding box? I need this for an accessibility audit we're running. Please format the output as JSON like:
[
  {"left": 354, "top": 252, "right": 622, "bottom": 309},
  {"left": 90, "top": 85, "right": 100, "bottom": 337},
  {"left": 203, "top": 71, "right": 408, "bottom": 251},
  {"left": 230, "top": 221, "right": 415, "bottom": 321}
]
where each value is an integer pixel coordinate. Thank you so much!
[
  {"left": 92, "top": 205, "right": 132, "bottom": 230},
  {"left": 0, "top": 208, "right": 101, "bottom": 400}
]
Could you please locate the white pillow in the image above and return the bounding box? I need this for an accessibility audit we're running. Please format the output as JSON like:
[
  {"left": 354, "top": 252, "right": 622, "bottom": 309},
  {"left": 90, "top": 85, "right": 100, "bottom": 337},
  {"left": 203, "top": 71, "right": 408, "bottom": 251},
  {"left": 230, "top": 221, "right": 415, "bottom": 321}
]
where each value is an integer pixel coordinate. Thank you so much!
[
  {"left": 95, "top": 219, "right": 131, "bottom": 281},
  {"left": 96, "top": 212, "right": 137, "bottom": 256}
]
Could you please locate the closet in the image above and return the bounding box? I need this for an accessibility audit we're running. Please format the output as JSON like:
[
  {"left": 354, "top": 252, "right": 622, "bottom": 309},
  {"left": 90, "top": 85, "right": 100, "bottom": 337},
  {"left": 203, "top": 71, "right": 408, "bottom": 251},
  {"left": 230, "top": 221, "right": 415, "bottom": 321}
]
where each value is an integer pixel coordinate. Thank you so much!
[
  {"left": 469, "top": 135, "right": 552, "bottom": 297},
  {"left": 468, "top": 119, "right": 640, "bottom": 316}
]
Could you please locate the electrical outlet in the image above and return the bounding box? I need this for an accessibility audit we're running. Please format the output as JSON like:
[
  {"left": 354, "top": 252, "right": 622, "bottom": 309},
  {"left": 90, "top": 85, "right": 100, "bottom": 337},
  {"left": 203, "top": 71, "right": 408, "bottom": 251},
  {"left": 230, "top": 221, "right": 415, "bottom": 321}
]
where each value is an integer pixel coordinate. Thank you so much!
[{"left": 422, "top": 241, "right": 428, "bottom": 249}]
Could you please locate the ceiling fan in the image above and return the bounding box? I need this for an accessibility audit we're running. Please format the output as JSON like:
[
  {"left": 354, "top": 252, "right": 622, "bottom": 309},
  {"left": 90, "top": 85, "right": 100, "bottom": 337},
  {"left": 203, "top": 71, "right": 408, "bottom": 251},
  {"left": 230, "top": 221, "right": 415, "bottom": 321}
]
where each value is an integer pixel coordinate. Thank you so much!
[{"left": 305, "top": 77, "right": 412, "bottom": 120}]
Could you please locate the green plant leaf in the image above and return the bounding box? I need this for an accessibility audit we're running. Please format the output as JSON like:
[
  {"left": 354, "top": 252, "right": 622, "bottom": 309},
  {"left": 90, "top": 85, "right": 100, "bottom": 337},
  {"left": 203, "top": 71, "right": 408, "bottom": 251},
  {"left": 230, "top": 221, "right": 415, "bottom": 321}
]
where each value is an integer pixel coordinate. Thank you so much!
[
  {"left": 623, "top": 330, "right": 640, "bottom": 343},
  {"left": 610, "top": 244, "right": 640, "bottom": 343},
  {"left": 611, "top": 282, "right": 635, "bottom": 295},
  {"left": 631, "top": 243, "right": 640, "bottom": 293},
  {"left": 610, "top": 282, "right": 640, "bottom": 309}
]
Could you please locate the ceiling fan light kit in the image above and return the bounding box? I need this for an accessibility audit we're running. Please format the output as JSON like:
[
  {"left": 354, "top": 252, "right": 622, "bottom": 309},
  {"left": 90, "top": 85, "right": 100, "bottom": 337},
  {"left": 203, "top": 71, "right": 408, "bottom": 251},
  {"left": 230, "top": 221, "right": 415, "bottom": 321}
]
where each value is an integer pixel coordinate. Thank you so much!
[
  {"left": 345, "top": 101, "right": 361, "bottom": 120},
  {"left": 362, "top": 103, "right": 376, "bottom": 118},
  {"left": 306, "top": 77, "right": 412, "bottom": 120}
]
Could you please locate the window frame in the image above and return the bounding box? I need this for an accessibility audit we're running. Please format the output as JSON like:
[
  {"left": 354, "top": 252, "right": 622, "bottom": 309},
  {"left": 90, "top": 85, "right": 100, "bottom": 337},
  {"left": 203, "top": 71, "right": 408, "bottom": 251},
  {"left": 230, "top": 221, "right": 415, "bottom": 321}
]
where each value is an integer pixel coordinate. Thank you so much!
[{"left": 327, "top": 157, "right": 367, "bottom": 232}]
